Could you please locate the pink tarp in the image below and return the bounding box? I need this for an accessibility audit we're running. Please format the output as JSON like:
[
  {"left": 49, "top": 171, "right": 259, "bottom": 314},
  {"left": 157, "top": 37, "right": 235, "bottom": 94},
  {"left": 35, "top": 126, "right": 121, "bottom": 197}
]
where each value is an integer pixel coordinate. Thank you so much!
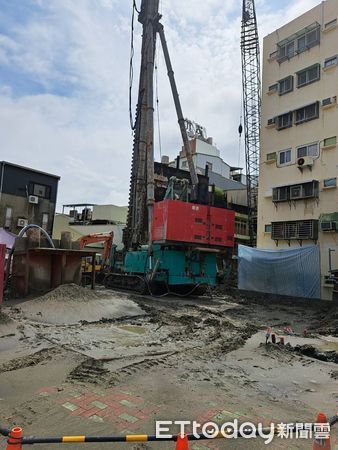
[{"left": 0, "top": 228, "right": 17, "bottom": 249}]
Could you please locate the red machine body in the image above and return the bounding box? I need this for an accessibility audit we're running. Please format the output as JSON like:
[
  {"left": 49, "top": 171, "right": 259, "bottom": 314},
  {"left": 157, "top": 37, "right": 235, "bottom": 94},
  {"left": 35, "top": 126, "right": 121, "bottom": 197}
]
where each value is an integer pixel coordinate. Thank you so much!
[{"left": 152, "top": 200, "right": 235, "bottom": 247}]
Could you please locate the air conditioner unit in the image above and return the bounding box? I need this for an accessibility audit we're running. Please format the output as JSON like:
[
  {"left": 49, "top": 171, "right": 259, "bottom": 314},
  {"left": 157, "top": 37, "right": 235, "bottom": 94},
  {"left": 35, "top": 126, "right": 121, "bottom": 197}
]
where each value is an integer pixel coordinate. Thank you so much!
[
  {"left": 290, "top": 185, "right": 302, "bottom": 199},
  {"left": 267, "top": 118, "right": 276, "bottom": 126},
  {"left": 322, "top": 96, "right": 337, "bottom": 107},
  {"left": 17, "top": 218, "right": 28, "bottom": 228},
  {"left": 28, "top": 195, "right": 39, "bottom": 204},
  {"left": 320, "top": 221, "right": 337, "bottom": 231},
  {"left": 297, "top": 156, "right": 314, "bottom": 168}
]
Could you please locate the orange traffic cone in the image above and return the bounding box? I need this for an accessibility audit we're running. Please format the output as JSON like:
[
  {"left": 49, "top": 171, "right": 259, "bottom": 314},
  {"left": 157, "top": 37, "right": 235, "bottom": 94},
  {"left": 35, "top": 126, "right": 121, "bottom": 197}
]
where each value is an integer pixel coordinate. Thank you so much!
[
  {"left": 6, "top": 427, "right": 23, "bottom": 450},
  {"left": 176, "top": 434, "right": 189, "bottom": 450},
  {"left": 312, "top": 412, "right": 331, "bottom": 450}
]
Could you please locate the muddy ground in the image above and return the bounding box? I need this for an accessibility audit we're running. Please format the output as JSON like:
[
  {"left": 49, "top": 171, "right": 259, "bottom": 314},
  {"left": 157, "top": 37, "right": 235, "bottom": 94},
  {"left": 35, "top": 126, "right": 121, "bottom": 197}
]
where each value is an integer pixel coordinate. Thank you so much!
[{"left": 0, "top": 285, "right": 337, "bottom": 449}]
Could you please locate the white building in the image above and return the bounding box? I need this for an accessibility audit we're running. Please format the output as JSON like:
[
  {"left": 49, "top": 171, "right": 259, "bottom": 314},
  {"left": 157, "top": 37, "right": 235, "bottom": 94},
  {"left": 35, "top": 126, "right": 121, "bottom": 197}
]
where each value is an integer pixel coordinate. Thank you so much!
[{"left": 258, "top": 0, "right": 338, "bottom": 300}]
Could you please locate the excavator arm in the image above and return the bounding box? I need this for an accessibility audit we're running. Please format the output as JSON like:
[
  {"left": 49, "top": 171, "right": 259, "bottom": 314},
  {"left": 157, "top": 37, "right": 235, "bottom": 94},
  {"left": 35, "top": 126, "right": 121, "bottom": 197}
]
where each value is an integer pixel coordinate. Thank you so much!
[{"left": 78, "top": 232, "right": 113, "bottom": 264}]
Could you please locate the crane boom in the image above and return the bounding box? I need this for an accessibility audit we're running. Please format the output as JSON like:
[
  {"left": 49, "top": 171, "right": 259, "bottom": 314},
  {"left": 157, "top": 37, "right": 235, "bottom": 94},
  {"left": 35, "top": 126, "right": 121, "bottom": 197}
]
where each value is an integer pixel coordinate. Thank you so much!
[{"left": 241, "top": 0, "right": 261, "bottom": 246}]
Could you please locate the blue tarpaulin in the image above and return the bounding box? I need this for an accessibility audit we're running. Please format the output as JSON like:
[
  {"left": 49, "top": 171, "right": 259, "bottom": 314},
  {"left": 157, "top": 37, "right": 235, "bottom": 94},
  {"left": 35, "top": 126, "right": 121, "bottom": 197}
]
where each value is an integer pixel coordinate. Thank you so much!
[{"left": 238, "top": 245, "right": 321, "bottom": 299}]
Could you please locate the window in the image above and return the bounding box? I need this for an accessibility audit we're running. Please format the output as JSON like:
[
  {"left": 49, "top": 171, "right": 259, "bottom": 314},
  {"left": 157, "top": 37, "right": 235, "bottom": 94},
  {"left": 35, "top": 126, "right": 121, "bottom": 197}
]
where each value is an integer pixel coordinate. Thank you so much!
[
  {"left": 273, "top": 186, "right": 289, "bottom": 202},
  {"left": 266, "top": 152, "right": 276, "bottom": 161},
  {"left": 286, "top": 41, "right": 294, "bottom": 58},
  {"left": 277, "top": 112, "right": 293, "bottom": 130},
  {"left": 294, "top": 102, "right": 319, "bottom": 124},
  {"left": 324, "top": 18, "right": 337, "bottom": 30},
  {"left": 277, "top": 23, "right": 320, "bottom": 63},
  {"left": 278, "top": 41, "right": 295, "bottom": 60},
  {"left": 306, "top": 28, "right": 320, "bottom": 48},
  {"left": 264, "top": 224, "right": 272, "bottom": 233},
  {"left": 323, "top": 136, "right": 337, "bottom": 147},
  {"left": 272, "top": 220, "right": 318, "bottom": 241},
  {"left": 181, "top": 161, "right": 187, "bottom": 168},
  {"left": 297, "top": 35, "right": 306, "bottom": 53},
  {"left": 296, "top": 142, "right": 319, "bottom": 158},
  {"left": 278, "top": 76, "right": 293, "bottom": 95},
  {"left": 322, "top": 96, "right": 337, "bottom": 107},
  {"left": 297, "top": 64, "right": 320, "bottom": 87},
  {"left": 278, "top": 149, "right": 292, "bottom": 165},
  {"left": 324, "top": 56, "right": 337, "bottom": 68},
  {"left": 323, "top": 178, "right": 337, "bottom": 188},
  {"left": 235, "top": 218, "right": 248, "bottom": 236},
  {"left": 42, "top": 213, "right": 49, "bottom": 230},
  {"left": 206, "top": 162, "right": 213, "bottom": 172},
  {"left": 273, "top": 181, "right": 319, "bottom": 203},
  {"left": 32, "top": 183, "right": 51, "bottom": 199},
  {"left": 268, "top": 84, "right": 278, "bottom": 93},
  {"left": 4, "top": 207, "right": 12, "bottom": 229}
]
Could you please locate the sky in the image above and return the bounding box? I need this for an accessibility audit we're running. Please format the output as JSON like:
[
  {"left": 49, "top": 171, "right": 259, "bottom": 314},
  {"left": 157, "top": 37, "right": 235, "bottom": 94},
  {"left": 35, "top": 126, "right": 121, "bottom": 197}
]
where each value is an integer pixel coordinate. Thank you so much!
[{"left": 0, "top": 0, "right": 320, "bottom": 210}]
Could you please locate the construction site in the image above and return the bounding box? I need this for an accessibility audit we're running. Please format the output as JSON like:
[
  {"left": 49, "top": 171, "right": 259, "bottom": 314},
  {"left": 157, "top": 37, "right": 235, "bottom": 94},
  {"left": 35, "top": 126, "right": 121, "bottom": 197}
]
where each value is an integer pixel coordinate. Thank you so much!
[{"left": 0, "top": 0, "right": 337, "bottom": 449}]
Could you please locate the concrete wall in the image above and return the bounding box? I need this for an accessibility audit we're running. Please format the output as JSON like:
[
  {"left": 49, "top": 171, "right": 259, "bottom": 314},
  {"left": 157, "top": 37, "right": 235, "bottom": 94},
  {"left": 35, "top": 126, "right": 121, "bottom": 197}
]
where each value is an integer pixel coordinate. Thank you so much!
[
  {"left": 0, "top": 193, "right": 56, "bottom": 235},
  {"left": 52, "top": 214, "right": 125, "bottom": 250},
  {"left": 92, "top": 204, "right": 128, "bottom": 223},
  {"left": 179, "top": 138, "right": 231, "bottom": 179},
  {"left": 258, "top": 0, "right": 338, "bottom": 300}
]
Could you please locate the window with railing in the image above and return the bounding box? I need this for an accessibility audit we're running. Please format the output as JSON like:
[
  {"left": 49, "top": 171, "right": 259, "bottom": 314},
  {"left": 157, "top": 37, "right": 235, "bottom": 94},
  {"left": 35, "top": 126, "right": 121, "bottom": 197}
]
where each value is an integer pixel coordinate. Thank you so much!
[
  {"left": 278, "top": 76, "right": 293, "bottom": 95},
  {"left": 296, "top": 142, "right": 319, "bottom": 158},
  {"left": 272, "top": 220, "right": 318, "bottom": 241},
  {"left": 272, "top": 181, "right": 319, "bottom": 203},
  {"left": 235, "top": 218, "right": 248, "bottom": 236},
  {"left": 294, "top": 102, "right": 319, "bottom": 125},
  {"left": 297, "top": 64, "right": 320, "bottom": 87},
  {"left": 277, "top": 23, "right": 320, "bottom": 63},
  {"left": 276, "top": 112, "right": 293, "bottom": 130}
]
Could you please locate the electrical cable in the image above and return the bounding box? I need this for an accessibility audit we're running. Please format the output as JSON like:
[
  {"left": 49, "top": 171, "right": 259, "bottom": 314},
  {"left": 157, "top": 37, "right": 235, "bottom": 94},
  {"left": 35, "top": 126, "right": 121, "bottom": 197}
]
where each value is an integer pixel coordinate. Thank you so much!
[{"left": 133, "top": 0, "right": 140, "bottom": 13}]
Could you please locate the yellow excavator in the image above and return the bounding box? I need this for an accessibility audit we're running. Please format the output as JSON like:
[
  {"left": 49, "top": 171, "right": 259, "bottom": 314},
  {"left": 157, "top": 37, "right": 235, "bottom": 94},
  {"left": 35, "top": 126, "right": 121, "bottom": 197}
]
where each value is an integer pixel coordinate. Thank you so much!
[{"left": 78, "top": 232, "right": 113, "bottom": 284}]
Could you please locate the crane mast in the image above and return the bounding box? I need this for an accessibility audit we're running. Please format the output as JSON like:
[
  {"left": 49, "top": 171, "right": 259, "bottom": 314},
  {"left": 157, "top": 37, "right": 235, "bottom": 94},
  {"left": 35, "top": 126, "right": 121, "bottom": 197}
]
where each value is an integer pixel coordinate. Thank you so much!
[{"left": 241, "top": 0, "right": 261, "bottom": 246}]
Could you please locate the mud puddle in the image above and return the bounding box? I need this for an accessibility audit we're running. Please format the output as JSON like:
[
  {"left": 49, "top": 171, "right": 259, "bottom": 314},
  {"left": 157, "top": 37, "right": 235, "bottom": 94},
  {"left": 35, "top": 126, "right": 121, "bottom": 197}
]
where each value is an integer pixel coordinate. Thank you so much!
[
  {"left": 225, "top": 331, "right": 337, "bottom": 412},
  {"left": 118, "top": 325, "right": 147, "bottom": 334}
]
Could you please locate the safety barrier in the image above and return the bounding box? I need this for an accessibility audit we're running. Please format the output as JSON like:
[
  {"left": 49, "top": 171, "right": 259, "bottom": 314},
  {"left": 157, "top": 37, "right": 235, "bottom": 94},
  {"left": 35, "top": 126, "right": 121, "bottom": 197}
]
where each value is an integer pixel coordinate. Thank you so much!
[{"left": 2, "top": 413, "right": 337, "bottom": 449}]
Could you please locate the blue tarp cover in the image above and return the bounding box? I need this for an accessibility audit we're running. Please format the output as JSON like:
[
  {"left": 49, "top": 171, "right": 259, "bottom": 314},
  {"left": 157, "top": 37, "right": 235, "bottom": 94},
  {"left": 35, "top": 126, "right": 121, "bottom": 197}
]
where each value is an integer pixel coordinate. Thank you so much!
[{"left": 238, "top": 245, "right": 320, "bottom": 299}]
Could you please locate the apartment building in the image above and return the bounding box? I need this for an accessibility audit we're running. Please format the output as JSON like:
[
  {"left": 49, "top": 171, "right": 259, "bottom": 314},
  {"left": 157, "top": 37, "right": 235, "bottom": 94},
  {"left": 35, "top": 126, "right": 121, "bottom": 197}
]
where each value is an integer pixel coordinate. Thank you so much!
[
  {"left": 258, "top": 0, "right": 338, "bottom": 300},
  {"left": 0, "top": 161, "right": 59, "bottom": 236}
]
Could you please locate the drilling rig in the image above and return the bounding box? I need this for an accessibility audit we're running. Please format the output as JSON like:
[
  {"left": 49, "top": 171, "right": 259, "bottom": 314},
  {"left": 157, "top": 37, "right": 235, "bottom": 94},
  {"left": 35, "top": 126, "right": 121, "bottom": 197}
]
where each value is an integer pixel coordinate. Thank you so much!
[{"left": 105, "top": 0, "right": 235, "bottom": 295}]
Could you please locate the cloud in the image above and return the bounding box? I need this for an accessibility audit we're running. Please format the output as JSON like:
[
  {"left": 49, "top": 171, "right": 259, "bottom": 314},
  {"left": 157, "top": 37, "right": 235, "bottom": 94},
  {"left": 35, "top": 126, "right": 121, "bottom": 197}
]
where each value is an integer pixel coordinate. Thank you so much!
[{"left": 0, "top": 0, "right": 322, "bottom": 209}]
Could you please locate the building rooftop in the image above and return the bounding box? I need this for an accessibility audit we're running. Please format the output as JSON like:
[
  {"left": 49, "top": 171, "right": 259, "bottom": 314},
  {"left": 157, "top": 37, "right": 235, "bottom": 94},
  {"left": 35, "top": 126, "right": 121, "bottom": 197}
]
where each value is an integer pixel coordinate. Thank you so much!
[{"left": 0, "top": 161, "right": 60, "bottom": 179}]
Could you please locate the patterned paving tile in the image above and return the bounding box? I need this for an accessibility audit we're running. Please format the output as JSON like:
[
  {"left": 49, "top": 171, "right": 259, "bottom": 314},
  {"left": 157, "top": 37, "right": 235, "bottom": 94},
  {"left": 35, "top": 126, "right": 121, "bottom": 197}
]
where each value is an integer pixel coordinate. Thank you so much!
[
  {"left": 120, "top": 399, "right": 136, "bottom": 408},
  {"left": 90, "top": 400, "right": 108, "bottom": 410},
  {"left": 89, "top": 415, "right": 104, "bottom": 423},
  {"left": 62, "top": 402, "right": 79, "bottom": 412},
  {"left": 118, "top": 413, "right": 139, "bottom": 423}
]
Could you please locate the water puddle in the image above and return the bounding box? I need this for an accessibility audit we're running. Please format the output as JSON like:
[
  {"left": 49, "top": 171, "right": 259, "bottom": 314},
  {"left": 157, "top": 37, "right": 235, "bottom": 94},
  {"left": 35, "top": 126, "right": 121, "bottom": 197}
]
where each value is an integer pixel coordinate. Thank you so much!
[{"left": 118, "top": 325, "right": 146, "bottom": 335}]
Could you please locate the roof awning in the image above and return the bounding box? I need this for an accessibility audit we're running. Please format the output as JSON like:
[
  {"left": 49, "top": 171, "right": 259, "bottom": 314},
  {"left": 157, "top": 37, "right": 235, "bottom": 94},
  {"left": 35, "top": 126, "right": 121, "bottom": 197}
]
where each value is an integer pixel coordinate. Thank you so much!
[
  {"left": 277, "top": 22, "right": 320, "bottom": 47},
  {"left": 319, "top": 212, "right": 338, "bottom": 222}
]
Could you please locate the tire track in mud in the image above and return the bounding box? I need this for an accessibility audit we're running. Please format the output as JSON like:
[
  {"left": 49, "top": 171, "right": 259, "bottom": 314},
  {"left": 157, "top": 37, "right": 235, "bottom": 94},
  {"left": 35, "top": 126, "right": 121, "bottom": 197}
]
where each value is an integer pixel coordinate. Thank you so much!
[
  {"left": 0, "top": 347, "right": 61, "bottom": 373},
  {"left": 67, "top": 321, "right": 258, "bottom": 387},
  {"left": 68, "top": 352, "right": 176, "bottom": 385}
]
